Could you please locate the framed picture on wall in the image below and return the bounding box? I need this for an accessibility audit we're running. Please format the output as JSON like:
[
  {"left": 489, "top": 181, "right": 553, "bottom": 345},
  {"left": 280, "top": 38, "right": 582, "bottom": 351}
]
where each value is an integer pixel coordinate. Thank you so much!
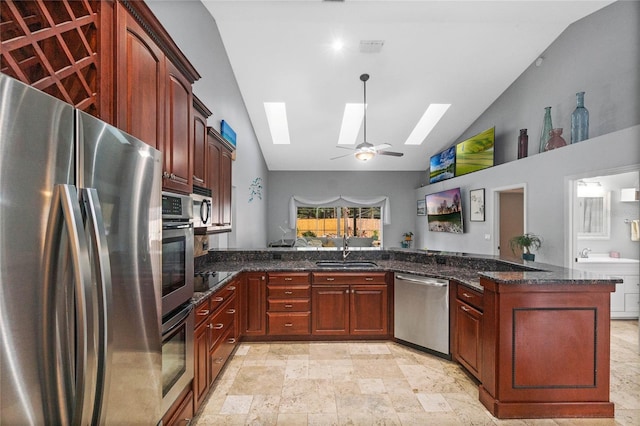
[
  {"left": 417, "top": 199, "right": 426, "bottom": 216},
  {"left": 470, "top": 188, "right": 485, "bottom": 222}
]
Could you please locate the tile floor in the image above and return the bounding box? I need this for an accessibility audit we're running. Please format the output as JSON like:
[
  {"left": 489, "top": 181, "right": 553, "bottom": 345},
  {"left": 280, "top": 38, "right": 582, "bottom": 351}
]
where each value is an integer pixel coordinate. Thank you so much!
[{"left": 195, "top": 320, "right": 639, "bottom": 425}]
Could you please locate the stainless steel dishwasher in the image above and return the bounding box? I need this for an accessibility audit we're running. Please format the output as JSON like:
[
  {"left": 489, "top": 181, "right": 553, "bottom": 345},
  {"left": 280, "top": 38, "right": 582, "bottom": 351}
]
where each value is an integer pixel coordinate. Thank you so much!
[{"left": 394, "top": 273, "right": 450, "bottom": 358}]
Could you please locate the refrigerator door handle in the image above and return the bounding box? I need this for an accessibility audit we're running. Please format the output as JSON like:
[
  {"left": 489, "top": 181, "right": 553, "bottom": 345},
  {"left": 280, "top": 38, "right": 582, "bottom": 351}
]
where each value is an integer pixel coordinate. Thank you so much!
[
  {"left": 80, "top": 188, "right": 113, "bottom": 424},
  {"left": 42, "top": 184, "right": 96, "bottom": 425}
]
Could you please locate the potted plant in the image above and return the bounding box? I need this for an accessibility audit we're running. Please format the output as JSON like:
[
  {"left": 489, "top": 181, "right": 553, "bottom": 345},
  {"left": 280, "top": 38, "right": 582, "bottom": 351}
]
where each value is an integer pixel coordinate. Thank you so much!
[
  {"left": 403, "top": 232, "right": 413, "bottom": 241},
  {"left": 509, "top": 233, "right": 542, "bottom": 261}
]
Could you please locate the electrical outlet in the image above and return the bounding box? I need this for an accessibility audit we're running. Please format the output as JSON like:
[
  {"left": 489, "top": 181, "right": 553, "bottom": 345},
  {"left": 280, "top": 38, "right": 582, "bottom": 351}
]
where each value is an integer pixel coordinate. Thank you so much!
[{"left": 484, "top": 234, "right": 491, "bottom": 240}]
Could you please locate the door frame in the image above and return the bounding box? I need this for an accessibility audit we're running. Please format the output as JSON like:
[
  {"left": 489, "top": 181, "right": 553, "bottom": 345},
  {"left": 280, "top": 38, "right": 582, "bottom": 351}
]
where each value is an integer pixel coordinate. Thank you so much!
[{"left": 492, "top": 183, "right": 527, "bottom": 257}]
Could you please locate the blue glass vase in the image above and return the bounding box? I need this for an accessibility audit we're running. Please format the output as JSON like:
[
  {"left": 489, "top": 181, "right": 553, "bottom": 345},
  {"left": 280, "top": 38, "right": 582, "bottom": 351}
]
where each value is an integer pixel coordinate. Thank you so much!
[
  {"left": 539, "top": 106, "right": 552, "bottom": 153},
  {"left": 571, "top": 91, "right": 589, "bottom": 143}
]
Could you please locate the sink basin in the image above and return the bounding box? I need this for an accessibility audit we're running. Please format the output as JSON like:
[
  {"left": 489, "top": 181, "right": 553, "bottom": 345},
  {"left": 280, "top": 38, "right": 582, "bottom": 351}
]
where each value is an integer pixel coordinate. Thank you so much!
[{"left": 315, "top": 260, "right": 378, "bottom": 269}]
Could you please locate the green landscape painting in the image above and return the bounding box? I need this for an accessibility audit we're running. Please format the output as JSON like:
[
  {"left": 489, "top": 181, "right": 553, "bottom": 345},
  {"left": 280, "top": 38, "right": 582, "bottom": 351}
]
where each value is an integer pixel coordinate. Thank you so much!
[{"left": 454, "top": 127, "right": 494, "bottom": 176}]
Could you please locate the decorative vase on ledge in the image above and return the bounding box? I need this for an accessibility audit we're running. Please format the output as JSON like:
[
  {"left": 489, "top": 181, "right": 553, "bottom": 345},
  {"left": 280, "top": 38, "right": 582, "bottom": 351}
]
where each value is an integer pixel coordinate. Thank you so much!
[
  {"left": 539, "top": 106, "right": 552, "bottom": 153},
  {"left": 571, "top": 91, "right": 589, "bottom": 143},
  {"left": 518, "top": 129, "right": 528, "bottom": 159},
  {"left": 545, "top": 128, "right": 567, "bottom": 151}
]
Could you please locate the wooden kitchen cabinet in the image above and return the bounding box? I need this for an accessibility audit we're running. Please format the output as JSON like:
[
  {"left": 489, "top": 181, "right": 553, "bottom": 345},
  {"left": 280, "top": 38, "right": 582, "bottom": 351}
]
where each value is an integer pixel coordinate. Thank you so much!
[
  {"left": 240, "top": 272, "right": 267, "bottom": 336},
  {"left": 451, "top": 282, "right": 484, "bottom": 380},
  {"left": 192, "top": 279, "right": 238, "bottom": 414},
  {"left": 311, "top": 272, "right": 389, "bottom": 337},
  {"left": 192, "top": 95, "right": 212, "bottom": 190},
  {"left": 267, "top": 272, "right": 311, "bottom": 336},
  {"left": 162, "top": 386, "right": 193, "bottom": 426},
  {"left": 207, "top": 127, "right": 234, "bottom": 228}
]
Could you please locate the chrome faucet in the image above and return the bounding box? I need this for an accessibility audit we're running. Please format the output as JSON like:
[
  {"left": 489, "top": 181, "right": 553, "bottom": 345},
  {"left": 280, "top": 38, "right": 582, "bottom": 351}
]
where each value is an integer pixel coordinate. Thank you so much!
[
  {"left": 579, "top": 248, "right": 591, "bottom": 258},
  {"left": 342, "top": 235, "right": 350, "bottom": 260}
]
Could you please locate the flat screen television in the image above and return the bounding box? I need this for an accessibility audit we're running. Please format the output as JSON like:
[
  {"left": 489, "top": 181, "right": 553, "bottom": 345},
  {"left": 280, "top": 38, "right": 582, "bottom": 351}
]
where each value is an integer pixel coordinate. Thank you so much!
[
  {"left": 426, "top": 187, "right": 463, "bottom": 233},
  {"left": 429, "top": 146, "right": 456, "bottom": 184},
  {"left": 454, "top": 127, "right": 495, "bottom": 177}
]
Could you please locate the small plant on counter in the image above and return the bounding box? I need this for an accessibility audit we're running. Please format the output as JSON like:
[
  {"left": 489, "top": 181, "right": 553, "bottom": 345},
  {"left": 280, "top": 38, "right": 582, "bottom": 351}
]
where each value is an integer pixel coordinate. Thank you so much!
[
  {"left": 509, "top": 233, "right": 542, "bottom": 261},
  {"left": 403, "top": 232, "right": 413, "bottom": 241}
]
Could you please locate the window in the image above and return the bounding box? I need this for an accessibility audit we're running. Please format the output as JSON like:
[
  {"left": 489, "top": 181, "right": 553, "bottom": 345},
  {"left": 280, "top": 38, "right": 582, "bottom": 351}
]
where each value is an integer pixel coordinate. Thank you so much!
[{"left": 296, "top": 206, "right": 381, "bottom": 244}]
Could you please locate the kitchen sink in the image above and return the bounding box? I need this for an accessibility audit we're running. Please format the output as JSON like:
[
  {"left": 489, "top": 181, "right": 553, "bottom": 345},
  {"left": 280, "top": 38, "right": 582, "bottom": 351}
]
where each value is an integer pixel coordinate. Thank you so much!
[{"left": 315, "top": 260, "right": 378, "bottom": 269}]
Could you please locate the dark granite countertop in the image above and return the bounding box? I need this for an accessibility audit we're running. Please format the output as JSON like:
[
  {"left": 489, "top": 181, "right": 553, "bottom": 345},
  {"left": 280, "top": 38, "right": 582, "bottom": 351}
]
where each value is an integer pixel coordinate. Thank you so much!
[{"left": 192, "top": 248, "right": 621, "bottom": 302}]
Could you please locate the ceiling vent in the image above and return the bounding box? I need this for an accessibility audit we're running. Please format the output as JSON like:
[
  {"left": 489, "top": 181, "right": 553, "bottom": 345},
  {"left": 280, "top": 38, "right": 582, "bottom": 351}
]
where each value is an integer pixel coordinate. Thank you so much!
[{"left": 359, "top": 40, "right": 384, "bottom": 53}]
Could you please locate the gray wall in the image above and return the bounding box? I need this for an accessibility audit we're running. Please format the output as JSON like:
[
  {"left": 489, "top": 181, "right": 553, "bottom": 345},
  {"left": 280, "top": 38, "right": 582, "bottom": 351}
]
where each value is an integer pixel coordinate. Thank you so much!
[
  {"left": 416, "top": 1, "right": 640, "bottom": 266},
  {"left": 267, "top": 171, "right": 424, "bottom": 247},
  {"left": 146, "top": 0, "right": 269, "bottom": 249}
]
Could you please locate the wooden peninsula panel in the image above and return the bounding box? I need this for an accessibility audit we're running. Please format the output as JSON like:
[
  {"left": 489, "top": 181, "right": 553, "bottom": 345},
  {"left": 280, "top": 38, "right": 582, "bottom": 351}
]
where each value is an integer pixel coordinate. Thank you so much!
[{"left": 479, "top": 276, "right": 616, "bottom": 419}]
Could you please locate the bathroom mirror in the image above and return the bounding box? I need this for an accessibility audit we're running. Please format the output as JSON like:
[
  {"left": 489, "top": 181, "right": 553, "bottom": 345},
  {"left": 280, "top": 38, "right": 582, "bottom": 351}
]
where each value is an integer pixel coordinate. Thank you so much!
[{"left": 576, "top": 191, "right": 611, "bottom": 240}]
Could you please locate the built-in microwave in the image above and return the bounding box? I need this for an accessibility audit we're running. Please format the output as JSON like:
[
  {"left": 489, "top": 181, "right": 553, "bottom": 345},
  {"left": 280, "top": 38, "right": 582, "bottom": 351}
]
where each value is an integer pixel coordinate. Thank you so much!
[
  {"left": 162, "top": 191, "right": 194, "bottom": 316},
  {"left": 191, "top": 191, "right": 213, "bottom": 231}
]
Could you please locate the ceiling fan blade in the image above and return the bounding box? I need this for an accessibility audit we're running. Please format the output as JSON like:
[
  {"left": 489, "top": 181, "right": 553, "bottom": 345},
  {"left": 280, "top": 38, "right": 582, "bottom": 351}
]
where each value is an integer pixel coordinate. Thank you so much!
[
  {"left": 335, "top": 145, "right": 355, "bottom": 151},
  {"left": 378, "top": 150, "right": 404, "bottom": 157},
  {"left": 330, "top": 152, "right": 354, "bottom": 160},
  {"left": 373, "top": 143, "right": 391, "bottom": 150}
]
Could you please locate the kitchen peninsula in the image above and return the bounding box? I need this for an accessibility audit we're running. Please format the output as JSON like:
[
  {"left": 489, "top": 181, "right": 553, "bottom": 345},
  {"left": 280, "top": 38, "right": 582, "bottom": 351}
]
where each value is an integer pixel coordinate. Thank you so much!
[{"left": 195, "top": 248, "right": 618, "bottom": 420}]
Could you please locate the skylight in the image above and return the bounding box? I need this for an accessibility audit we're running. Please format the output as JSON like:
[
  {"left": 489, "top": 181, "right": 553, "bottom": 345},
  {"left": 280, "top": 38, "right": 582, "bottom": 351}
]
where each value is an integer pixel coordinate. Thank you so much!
[
  {"left": 337, "top": 103, "right": 365, "bottom": 145},
  {"left": 404, "top": 103, "right": 451, "bottom": 145},
  {"left": 264, "top": 102, "right": 291, "bottom": 145}
]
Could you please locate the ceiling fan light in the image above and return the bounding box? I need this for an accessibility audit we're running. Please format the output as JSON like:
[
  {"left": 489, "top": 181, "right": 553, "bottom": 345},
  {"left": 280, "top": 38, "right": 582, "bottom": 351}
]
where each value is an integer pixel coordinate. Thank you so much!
[{"left": 355, "top": 150, "right": 375, "bottom": 161}]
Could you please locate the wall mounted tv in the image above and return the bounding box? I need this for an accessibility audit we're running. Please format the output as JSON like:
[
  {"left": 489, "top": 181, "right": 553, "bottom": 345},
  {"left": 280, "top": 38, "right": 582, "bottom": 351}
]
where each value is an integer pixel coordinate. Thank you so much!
[
  {"left": 454, "top": 127, "right": 495, "bottom": 177},
  {"left": 426, "top": 187, "right": 463, "bottom": 233},
  {"left": 429, "top": 146, "right": 456, "bottom": 184}
]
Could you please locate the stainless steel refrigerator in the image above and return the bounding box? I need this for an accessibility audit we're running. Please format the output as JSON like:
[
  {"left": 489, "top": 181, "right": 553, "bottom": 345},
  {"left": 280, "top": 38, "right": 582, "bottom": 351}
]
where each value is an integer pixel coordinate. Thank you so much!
[{"left": 0, "top": 74, "right": 163, "bottom": 424}]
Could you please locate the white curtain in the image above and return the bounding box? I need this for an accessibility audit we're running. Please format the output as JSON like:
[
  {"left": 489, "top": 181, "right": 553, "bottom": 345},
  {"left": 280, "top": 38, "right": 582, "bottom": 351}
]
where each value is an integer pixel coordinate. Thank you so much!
[{"left": 289, "top": 195, "right": 391, "bottom": 229}]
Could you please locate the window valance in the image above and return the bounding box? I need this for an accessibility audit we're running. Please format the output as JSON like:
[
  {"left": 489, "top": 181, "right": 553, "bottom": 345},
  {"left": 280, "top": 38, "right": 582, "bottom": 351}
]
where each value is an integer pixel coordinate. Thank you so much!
[{"left": 288, "top": 195, "right": 391, "bottom": 228}]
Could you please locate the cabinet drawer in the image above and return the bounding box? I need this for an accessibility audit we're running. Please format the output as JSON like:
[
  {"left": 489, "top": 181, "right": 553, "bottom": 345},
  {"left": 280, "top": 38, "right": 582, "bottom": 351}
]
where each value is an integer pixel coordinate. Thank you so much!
[
  {"left": 312, "top": 272, "right": 387, "bottom": 285},
  {"left": 267, "top": 284, "right": 310, "bottom": 298},
  {"left": 210, "top": 282, "right": 237, "bottom": 312},
  {"left": 267, "top": 312, "right": 311, "bottom": 335},
  {"left": 457, "top": 285, "right": 483, "bottom": 311},
  {"left": 268, "top": 272, "right": 310, "bottom": 285},
  {"left": 268, "top": 299, "right": 311, "bottom": 312},
  {"left": 194, "top": 299, "right": 211, "bottom": 327},
  {"left": 209, "top": 323, "right": 236, "bottom": 382},
  {"left": 209, "top": 297, "right": 236, "bottom": 349}
]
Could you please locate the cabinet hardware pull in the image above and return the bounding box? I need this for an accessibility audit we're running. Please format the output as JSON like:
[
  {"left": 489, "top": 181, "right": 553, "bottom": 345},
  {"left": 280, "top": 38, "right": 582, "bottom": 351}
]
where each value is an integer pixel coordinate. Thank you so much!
[
  {"left": 170, "top": 173, "right": 176, "bottom": 180},
  {"left": 197, "top": 310, "right": 210, "bottom": 316},
  {"left": 193, "top": 175, "right": 204, "bottom": 183},
  {"left": 214, "top": 358, "right": 223, "bottom": 363},
  {"left": 262, "top": 276, "right": 265, "bottom": 280},
  {"left": 284, "top": 291, "right": 293, "bottom": 295},
  {"left": 226, "top": 309, "right": 236, "bottom": 314},
  {"left": 345, "top": 289, "right": 349, "bottom": 294},
  {"left": 213, "top": 323, "right": 224, "bottom": 329},
  {"left": 461, "top": 306, "right": 470, "bottom": 312},
  {"left": 212, "top": 297, "right": 224, "bottom": 302},
  {"left": 228, "top": 338, "right": 236, "bottom": 344},
  {"left": 285, "top": 323, "right": 293, "bottom": 327},
  {"left": 162, "top": 171, "right": 170, "bottom": 178},
  {"left": 326, "top": 277, "right": 335, "bottom": 281},
  {"left": 284, "top": 277, "right": 293, "bottom": 281},
  {"left": 178, "top": 418, "right": 192, "bottom": 426},
  {"left": 462, "top": 293, "right": 473, "bottom": 298},
  {"left": 284, "top": 304, "right": 293, "bottom": 308},
  {"left": 227, "top": 286, "right": 236, "bottom": 291},
  {"left": 365, "top": 277, "right": 373, "bottom": 281}
]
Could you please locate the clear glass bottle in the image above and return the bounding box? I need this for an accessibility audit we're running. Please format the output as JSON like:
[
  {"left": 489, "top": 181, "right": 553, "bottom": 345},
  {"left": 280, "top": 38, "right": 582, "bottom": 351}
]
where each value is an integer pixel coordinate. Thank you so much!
[
  {"left": 539, "top": 106, "right": 552, "bottom": 153},
  {"left": 571, "top": 91, "right": 589, "bottom": 143},
  {"left": 518, "top": 129, "right": 528, "bottom": 159},
  {"left": 545, "top": 128, "right": 567, "bottom": 150}
]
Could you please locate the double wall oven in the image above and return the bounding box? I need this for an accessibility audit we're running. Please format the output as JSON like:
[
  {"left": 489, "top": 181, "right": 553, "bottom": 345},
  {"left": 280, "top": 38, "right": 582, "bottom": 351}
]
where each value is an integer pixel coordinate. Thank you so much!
[{"left": 161, "top": 191, "right": 195, "bottom": 415}]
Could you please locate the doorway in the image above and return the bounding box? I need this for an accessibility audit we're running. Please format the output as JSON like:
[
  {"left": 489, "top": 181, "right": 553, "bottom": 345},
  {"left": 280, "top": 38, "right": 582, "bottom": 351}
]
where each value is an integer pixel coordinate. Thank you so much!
[{"left": 493, "top": 185, "right": 525, "bottom": 260}]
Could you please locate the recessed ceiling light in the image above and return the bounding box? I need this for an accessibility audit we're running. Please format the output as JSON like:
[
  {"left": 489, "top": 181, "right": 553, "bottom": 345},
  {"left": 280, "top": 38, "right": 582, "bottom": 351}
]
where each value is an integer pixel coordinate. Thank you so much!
[
  {"left": 404, "top": 103, "right": 451, "bottom": 145},
  {"left": 264, "top": 102, "right": 291, "bottom": 145},
  {"left": 331, "top": 39, "right": 344, "bottom": 52},
  {"left": 337, "top": 103, "right": 365, "bottom": 145}
]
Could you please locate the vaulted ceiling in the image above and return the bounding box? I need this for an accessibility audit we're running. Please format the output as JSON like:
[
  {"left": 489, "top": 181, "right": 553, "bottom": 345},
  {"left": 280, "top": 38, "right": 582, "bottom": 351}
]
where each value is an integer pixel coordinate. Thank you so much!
[{"left": 201, "top": 0, "right": 613, "bottom": 171}]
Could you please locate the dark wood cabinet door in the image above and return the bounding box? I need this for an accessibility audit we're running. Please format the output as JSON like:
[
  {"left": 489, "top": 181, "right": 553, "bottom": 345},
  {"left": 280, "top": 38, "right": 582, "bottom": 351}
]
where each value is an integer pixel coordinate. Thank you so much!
[
  {"left": 455, "top": 299, "right": 482, "bottom": 380},
  {"left": 163, "top": 60, "right": 192, "bottom": 194},
  {"left": 193, "top": 319, "right": 209, "bottom": 412},
  {"left": 350, "top": 284, "right": 388, "bottom": 335},
  {"left": 192, "top": 106, "right": 209, "bottom": 188},
  {"left": 220, "top": 148, "right": 233, "bottom": 225},
  {"left": 206, "top": 136, "right": 222, "bottom": 225},
  {"left": 116, "top": 4, "right": 165, "bottom": 150},
  {"left": 311, "top": 285, "right": 349, "bottom": 336},
  {"left": 240, "top": 273, "right": 266, "bottom": 336}
]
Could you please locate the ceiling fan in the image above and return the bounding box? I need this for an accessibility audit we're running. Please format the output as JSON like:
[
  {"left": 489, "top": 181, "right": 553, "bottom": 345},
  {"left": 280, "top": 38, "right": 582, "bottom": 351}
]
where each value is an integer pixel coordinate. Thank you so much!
[{"left": 331, "top": 73, "right": 404, "bottom": 162}]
